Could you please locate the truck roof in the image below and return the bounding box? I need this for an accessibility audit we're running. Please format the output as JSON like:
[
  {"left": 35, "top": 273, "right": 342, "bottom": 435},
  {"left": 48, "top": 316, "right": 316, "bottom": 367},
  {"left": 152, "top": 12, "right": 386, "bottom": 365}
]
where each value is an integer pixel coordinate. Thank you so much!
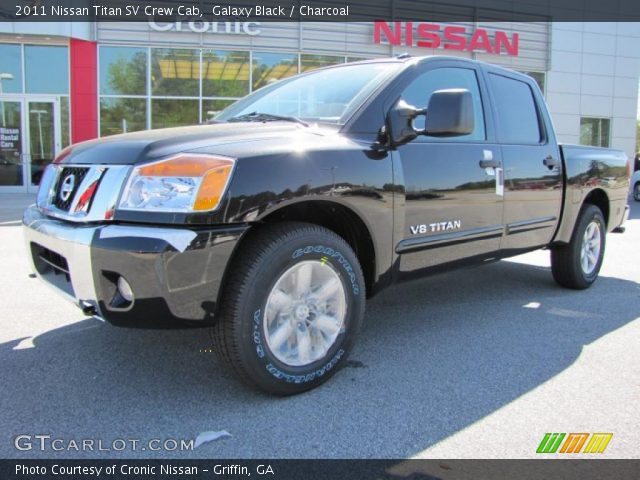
[{"left": 344, "top": 55, "right": 538, "bottom": 86}]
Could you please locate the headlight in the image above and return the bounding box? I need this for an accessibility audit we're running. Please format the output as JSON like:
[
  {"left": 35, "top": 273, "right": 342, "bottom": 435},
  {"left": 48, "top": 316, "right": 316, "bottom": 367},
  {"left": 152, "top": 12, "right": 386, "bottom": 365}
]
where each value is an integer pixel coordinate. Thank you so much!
[{"left": 118, "top": 154, "right": 235, "bottom": 212}]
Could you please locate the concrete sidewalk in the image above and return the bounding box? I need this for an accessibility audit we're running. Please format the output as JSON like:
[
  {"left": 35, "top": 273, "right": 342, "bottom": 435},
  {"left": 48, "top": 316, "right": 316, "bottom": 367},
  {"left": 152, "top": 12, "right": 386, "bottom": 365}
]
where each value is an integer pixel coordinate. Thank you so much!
[{"left": 0, "top": 194, "right": 35, "bottom": 223}]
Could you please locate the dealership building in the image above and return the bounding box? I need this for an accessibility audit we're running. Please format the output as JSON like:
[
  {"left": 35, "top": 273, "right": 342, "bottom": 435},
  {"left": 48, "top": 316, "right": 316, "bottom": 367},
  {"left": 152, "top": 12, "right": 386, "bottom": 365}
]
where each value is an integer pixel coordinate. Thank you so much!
[{"left": 0, "top": 20, "right": 638, "bottom": 192}]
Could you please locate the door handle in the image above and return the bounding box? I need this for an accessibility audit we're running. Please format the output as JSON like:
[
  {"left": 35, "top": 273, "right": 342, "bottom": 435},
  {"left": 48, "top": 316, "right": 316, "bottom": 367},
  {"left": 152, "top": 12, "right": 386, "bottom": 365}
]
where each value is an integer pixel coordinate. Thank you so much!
[
  {"left": 543, "top": 156, "right": 558, "bottom": 168},
  {"left": 479, "top": 159, "right": 501, "bottom": 169}
]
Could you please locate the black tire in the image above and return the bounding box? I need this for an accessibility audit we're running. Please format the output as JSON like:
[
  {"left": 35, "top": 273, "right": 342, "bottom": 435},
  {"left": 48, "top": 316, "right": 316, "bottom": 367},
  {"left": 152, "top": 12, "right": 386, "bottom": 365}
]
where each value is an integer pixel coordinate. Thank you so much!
[
  {"left": 551, "top": 204, "right": 606, "bottom": 290},
  {"left": 211, "top": 221, "right": 365, "bottom": 395},
  {"left": 634, "top": 182, "right": 640, "bottom": 202}
]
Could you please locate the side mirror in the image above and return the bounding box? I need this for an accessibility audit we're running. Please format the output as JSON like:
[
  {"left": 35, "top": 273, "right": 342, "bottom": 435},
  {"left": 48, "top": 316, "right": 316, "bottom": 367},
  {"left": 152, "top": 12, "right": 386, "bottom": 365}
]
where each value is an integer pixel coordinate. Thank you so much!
[
  {"left": 386, "top": 99, "right": 425, "bottom": 146},
  {"left": 385, "top": 89, "right": 474, "bottom": 147},
  {"left": 424, "top": 89, "right": 474, "bottom": 137}
]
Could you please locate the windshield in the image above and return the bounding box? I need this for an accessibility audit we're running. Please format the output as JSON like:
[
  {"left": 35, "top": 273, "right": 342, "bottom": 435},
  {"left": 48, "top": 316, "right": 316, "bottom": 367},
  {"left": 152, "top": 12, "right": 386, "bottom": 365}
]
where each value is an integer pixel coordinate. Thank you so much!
[{"left": 216, "top": 62, "right": 401, "bottom": 125}]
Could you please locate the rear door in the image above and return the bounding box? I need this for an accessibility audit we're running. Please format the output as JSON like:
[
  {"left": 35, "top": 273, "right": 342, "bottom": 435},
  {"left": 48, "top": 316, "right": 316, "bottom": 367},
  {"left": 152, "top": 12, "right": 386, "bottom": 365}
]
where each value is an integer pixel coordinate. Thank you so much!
[
  {"left": 484, "top": 69, "right": 563, "bottom": 250},
  {"left": 393, "top": 61, "right": 505, "bottom": 277}
]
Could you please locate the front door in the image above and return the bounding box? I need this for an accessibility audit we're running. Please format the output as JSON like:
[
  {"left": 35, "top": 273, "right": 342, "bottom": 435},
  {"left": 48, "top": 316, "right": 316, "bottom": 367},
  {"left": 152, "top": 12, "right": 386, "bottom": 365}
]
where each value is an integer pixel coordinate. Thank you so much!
[
  {"left": 0, "top": 96, "right": 61, "bottom": 192},
  {"left": 393, "top": 64, "right": 505, "bottom": 277},
  {"left": 26, "top": 98, "right": 61, "bottom": 192}
]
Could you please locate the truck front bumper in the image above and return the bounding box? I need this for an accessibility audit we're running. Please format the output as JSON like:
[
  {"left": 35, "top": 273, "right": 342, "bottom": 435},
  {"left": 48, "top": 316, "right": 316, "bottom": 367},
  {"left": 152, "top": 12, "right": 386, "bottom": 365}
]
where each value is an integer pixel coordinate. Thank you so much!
[{"left": 23, "top": 205, "right": 248, "bottom": 328}]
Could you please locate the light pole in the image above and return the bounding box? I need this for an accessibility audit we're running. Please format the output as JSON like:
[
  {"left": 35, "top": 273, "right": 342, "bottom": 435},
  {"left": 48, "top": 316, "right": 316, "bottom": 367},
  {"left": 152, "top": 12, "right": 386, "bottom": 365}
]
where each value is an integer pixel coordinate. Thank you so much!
[{"left": 0, "top": 73, "right": 15, "bottom": 126}]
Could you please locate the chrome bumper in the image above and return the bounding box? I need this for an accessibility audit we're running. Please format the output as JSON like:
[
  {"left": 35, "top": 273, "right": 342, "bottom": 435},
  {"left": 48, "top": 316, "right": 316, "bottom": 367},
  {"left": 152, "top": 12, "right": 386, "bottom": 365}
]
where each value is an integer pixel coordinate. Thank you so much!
[
  {"left": 23, "top": 204, "right": 244, "bottom": 327},
  {"left": 23, "top": 204, "right": 104, "bottom": 317}
]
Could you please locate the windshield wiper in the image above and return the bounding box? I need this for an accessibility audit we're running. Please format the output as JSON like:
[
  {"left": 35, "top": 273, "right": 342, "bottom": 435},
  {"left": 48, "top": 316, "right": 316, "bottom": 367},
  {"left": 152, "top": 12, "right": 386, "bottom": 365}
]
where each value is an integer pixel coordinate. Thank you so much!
[{"left": 227, "top": 112, "right": 309, "bottom": 127}]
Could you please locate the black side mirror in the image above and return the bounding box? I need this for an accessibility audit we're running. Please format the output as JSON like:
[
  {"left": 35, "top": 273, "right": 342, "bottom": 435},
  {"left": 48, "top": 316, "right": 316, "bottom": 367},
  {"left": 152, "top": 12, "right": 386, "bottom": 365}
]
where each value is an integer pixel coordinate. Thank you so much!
[
  {"left": 424, "top": 89, "right": 474, "bottom": 137},
  {"left": 386, "top": 99, "right": 426, "bottom": 146},
  {"left": 385, "top": 89, "right": 474, "bottom": 147}
]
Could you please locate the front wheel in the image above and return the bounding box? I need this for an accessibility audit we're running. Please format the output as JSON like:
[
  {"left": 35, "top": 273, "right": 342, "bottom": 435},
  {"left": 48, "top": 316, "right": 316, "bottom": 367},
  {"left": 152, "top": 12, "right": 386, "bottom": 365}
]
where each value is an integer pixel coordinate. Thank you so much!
[
  {"left": 551, "top": 204, "right": 606, "bottom": 290},
  {"left": 211, "top": 222, "right": 365, "bottom": 395},
  {"left": 634, "top": 182, "right": 640, "bottom": 201}
]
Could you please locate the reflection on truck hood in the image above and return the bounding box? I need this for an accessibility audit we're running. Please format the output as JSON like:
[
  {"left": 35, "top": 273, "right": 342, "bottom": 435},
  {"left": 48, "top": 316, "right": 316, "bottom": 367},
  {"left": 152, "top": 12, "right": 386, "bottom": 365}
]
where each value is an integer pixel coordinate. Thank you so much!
[{"left": 56, "top": 122, "right": 334, "bottom": 165}]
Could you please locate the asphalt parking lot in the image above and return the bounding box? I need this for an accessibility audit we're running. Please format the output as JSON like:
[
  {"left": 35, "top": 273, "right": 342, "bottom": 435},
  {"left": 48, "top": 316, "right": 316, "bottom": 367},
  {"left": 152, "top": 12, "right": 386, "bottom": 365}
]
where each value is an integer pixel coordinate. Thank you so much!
[{"left": 1, "top": 193, "right": 639, "bottom": 459}]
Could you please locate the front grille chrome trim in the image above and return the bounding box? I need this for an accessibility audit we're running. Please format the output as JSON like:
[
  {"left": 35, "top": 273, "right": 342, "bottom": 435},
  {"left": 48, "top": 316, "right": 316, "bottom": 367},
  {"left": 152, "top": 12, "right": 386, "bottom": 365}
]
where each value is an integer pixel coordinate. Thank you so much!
[{"left": 38, "top": 164, "right": 131, "bottom": 223}]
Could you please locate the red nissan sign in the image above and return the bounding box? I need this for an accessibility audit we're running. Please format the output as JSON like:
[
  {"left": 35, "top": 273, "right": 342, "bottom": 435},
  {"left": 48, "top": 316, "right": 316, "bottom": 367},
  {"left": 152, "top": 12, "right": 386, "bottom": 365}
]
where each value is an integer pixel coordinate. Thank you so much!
[{"left": 374, "top": 21, "right": 519, "bottom": 56}]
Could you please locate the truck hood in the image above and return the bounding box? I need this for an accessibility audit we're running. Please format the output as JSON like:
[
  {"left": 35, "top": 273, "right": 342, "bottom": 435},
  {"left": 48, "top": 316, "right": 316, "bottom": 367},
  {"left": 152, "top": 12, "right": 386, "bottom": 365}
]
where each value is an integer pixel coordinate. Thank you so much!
[{"left": 56, "top": 122, "right": 335, "bottom": 165}]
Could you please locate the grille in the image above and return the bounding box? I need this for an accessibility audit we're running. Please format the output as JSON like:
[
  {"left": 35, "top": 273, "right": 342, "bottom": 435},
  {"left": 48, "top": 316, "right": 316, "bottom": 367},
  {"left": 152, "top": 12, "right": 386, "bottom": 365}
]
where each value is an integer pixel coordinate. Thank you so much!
[
  {"left": 31, "top": 243, "right": 71, "bottom": 284},
  {"left": 51, "top": 167, "right": 89, "bottom": 211}
]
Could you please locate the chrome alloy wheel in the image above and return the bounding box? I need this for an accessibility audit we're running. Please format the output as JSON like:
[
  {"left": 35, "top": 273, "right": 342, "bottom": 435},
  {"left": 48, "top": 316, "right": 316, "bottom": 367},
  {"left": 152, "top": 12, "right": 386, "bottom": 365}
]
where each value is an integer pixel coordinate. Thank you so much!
[
  {"left": 580, "top": 220, "right": 601, "bottom": 275},
  {"left": 263, "top": 260, "right": 347, "bottom": 367}
]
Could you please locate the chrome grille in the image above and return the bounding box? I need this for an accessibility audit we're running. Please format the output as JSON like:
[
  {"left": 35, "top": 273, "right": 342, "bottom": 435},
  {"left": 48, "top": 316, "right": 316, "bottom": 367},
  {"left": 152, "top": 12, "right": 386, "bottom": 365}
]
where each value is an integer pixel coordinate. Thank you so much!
[
  {"left": 51, "top": 166, "right": 90, "bottom": 212},
  {"left": 37, "top": 164, "right": 131, "bottom": 223}
]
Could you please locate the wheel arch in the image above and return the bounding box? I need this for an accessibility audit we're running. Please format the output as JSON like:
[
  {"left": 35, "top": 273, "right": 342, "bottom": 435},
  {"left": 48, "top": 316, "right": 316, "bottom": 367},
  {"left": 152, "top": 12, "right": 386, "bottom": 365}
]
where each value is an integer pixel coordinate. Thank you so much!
[
  {"left": 259, "top": 200, "right": 377, "bottom": 296},
  {"left": 553, "top": 187, "right": 611, "bottom": 245},
  {"left": 227, "top": 199, "right": 378, "bottom": 297},
  {"left": 582, "top": 188, "right": 610, "bottom": 227}
]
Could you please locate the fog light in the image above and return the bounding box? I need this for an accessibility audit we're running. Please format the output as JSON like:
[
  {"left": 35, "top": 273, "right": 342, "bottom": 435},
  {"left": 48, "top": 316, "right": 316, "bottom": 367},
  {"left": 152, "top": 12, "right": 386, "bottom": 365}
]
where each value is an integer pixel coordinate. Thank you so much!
[{"left": 117, "top": 276, "right": 134, "bottom": 302}]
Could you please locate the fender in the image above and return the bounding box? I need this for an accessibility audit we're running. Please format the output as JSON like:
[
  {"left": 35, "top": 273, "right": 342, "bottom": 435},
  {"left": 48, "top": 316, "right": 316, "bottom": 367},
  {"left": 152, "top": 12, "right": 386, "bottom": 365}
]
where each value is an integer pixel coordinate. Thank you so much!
[
  {"left": 222, "top": 145, "right": 395, "bottom": 294},
  {"left": 552, "top": 145, "right": 629, "bottom": 244}
]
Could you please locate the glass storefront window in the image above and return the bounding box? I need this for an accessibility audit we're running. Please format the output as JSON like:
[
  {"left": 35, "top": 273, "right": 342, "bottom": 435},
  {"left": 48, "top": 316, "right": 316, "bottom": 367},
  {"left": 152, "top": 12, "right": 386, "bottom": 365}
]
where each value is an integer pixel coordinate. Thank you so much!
[
  {"left": 202, "top": 99, "right": 236, "bottom": 122},
  {"left": 580, "top": 117, "right": 611, "bottom": 147},
  {"left": 95, "top": 47, "right": 378, "bottom": 135},
  {"left": 0, "top": 44, "right": 22, "bottom": 94},
  {"left": 100, "top": 46, "right": 147, "bottom": 95},
  {"left": 347, "top": 57, "right": 370, "bottom": 63},
  {"left": 28, "top": 101, "right": 55, "bottom": 185},
  {"left": 151, "top": 48, "right": 199, "bottom": 97},
  {"left": 202, "top": 50, "right": 250, "bottom": 97},
  {"left": 25, "top": 45, "right": 69, "bottom": 94},
  {"left": 252, "top": 52, "right": 298, "bottom": 90},
  {"left": 100, "top": 98, "right": 147, "bottom": 136},
  {"left": 300, "top": 54, "right": 344, "bottom": 72},
  {"left": 0, "top": 100, "right": 23, "bottom": 186},
  {"left": 151, "top": 99, "right": 199, "bottom": 129}
]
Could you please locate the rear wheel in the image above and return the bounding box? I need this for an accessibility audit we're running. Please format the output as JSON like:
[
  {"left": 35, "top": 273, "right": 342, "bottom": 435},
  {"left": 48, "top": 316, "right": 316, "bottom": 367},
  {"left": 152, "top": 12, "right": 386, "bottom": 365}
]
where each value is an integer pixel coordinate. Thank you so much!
[
  {"left": 634, "top": 182, "right": 640, "bottom": 201},
  {"left": 551, "top": 204, "right": 606, "bottom": 290},
  {"left": 212, "top": 222, "right": 365, "bottom": 395}
]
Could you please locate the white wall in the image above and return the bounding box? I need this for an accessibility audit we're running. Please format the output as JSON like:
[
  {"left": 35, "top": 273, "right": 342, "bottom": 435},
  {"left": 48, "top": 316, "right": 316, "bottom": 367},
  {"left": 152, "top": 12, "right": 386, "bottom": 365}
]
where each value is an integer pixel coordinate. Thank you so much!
[
  {"left": 0, "top": 22, "right": 93, "bottom": 41},
  {"left": 547, "top": 22, "right": 640, "bottom": 158}
]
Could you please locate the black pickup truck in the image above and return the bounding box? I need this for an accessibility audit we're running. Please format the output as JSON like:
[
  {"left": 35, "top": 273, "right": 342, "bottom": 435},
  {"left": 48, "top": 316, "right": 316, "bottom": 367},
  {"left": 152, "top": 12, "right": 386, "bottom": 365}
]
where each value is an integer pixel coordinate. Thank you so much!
[{"left": 24, "top": 56, "right": 630, "bottom": 395}]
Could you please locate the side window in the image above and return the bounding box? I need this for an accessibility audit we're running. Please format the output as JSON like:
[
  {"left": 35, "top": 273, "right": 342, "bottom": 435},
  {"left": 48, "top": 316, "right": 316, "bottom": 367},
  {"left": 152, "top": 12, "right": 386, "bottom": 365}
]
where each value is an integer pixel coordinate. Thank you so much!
[
  {"left": 400, "top": 67, "right": 486, "bottom": 141},
  {"left": 488, "top": 73, "right": 542, "bottom": 144}
]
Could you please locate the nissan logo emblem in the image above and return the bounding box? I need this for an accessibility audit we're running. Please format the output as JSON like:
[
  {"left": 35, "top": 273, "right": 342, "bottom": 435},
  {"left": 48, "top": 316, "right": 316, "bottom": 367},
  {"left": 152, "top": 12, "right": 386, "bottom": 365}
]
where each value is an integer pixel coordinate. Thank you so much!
[{"left": 59, "top": 174, "right": 76, "bottom": 202}]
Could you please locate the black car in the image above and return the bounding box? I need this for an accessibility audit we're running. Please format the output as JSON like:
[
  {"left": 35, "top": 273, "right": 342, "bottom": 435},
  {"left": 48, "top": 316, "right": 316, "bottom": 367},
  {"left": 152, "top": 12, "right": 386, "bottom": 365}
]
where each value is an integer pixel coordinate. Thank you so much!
[{"left": 24, "top": 56, "right": 630, "bottom": 394}]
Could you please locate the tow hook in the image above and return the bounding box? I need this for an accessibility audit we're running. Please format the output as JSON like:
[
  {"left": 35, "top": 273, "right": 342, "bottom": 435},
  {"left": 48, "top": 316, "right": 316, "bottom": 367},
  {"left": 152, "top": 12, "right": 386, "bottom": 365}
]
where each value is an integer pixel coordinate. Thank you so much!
[{"left": 80, "top": 301, "right": 98, "bottom": 316}]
